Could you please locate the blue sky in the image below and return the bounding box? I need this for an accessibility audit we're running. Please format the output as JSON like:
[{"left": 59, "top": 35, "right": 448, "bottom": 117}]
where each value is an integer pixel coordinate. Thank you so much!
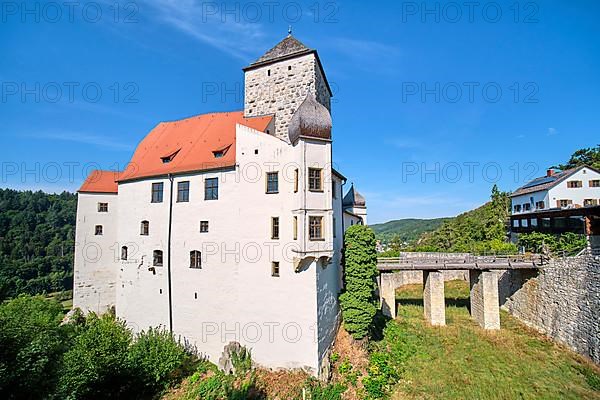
[{"left": 1, "top": 0, "right": 599, "bottom": 223}]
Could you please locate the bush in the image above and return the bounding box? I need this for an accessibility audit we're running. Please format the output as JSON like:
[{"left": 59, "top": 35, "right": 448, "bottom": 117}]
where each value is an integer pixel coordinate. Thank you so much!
[
  {"left": 0, "top": 295, "right": 68, "bottom": 399},
  {"left": 128, "top": 327, "right": 197, "bottom": 397},
  {"left": 339, "top": 225, "right": 379, "bottom": 339},
  {"left": 57, "top": 313, "right": 133, "bottom": 399},
  {"left": 518, "top": 232, "right": 587, "bottom": 256}
]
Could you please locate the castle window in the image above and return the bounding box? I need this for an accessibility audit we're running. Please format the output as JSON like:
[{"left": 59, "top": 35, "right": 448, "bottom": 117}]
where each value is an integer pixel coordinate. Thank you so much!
[
  {"left": 514, "top": 204, "right": 522, "bottom": 212},
  {"left": 590, "top": 180, "right": 600, "bottom": 187},
  {"left": 205, "top": 178, "right": 218, "bottom": 200},
  {"left": 523, "top": 203, "right": 531, "bottom": 211},
  {"left": 153, "top": 250, "right": 163, "bottom": 267},
  {"left": 200, "top": 221, "right": 209, "bottom": 233},
  {"left": 121, "top": 246, "right": 128, "bottom": 261},
  {"left": 190, "top": 250, "right": 202, "bottom": 269},
  {"left": 98, "top": 202, "right": 108, "bottom": 212},
  {"left": 271, "top": 261, "right": 280, "bottom": 277},
  {"left": 267, "top": 69, "right": 271, "bottom": 76},
  {"left": 151, "top": 182, "right": 164, "bottom": 203},
  {"left": 584, "top": 199, "right": 598, "bottom": 206},
  {"left": 294, "top": 169, "right": 299, "bottom": 192},
  {"left": 254, "top": 149, "right": 258, "bottom": 155},
  {"left": 288, "top": 65, "right": 292, "bottom": 71},
  {"left": 266, "top": 172, "right": 279, "bottom": 194},
  {"left": 293, "top": 216, "right": 298, "bottom": 240},
  {"left": 309, "top": 216, "right": 323, "bottom": 240},
  {"left": 95, "top": 225, "right": 103, "bottom": 236},
  {"left": 535, "top": 201, "right": 545, "bottom": 210},
  {"left": 308, "top": 168, "right": 322, "bottom": 191},
  {"left": 271, "top": 217, "right": 279, "bottom": 240},
  {"left": 177, "top": 181, "right": 190, "bottom": 202},
  {"left": 161, "top": 149, "right": 180, "bottom": 164},
  {"left": 140, "top": 221, "right": 149, "bottom": 235},
  {"left": 567, "top": 180, "right": 582, "bottom": 188}
]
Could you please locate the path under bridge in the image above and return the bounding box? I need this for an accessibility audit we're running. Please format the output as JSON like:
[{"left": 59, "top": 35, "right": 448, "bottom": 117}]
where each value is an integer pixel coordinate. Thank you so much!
[{"left": 377, "top": 253, "right": 546, "bottom": 330}]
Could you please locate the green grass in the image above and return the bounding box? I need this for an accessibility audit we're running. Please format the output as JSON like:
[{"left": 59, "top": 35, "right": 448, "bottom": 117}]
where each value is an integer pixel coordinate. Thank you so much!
[{"left": 383, "top": 280, "right": 600, "bottom": 400}]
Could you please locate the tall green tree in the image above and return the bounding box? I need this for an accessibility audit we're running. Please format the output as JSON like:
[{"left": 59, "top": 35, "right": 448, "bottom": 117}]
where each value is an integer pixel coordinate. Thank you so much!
[
  {"left": 339, "top": 225, "right": 379, "bottom": 339},
  {"left": 553, "top": 145, "right": 600, "bottom": 170}
]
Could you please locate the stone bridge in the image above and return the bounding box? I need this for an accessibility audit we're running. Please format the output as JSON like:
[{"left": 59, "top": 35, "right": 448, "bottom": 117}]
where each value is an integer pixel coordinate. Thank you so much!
[{"left": 377, "top": 253, "right": 546, "bottom": 330}]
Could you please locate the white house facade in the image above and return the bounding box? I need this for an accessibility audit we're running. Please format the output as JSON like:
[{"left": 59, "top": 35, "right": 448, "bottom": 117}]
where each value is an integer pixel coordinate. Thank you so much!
[
  {"left": 510, "top": 166, "right": 600, "bottom": 215},
  {"left": 73, "top": 35, "right": 366, "bottom": 376}
]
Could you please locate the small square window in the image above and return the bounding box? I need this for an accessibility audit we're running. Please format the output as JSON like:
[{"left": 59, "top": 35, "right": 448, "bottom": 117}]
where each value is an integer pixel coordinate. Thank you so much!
[
  {"left": 95, "top": 225, "right": 103, "bottom": 236},
  {"left": 140, "top": 220, "right": 149, "bottom": 235},
  {"left": 98, "top": 202, "right": 108, "bottom": 212},
  {"left": 567, "top": 180, "right": 582, "bottom": 188},
  {"left": 590, "top": 180, "right": 600, "bottom": 187},
  {"left": 266, "top": 172, "right": 279, "bottom": 194},
  {"left": 271, "top": 261, "right": 280, "bottom": 277},
  {"left": 200, "top": 221, "right": 209, "bottom": 233}
]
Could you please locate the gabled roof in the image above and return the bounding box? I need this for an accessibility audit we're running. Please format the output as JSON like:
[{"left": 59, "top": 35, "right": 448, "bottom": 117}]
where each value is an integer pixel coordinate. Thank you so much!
[
  {"left": 116, "top": 111, "right": 272, "bottom": 182},
  {"left": 79, "top": 170, "right": 119, "bottom": 193},
  {"left": 343, "top": 184, "right": 366, "bottom": 207},
  {"left": 510, "top": 165, "right": 599, "bottom": 197},
  {"left": 246, "top": 35, "right": 312, "bottom": 69}
]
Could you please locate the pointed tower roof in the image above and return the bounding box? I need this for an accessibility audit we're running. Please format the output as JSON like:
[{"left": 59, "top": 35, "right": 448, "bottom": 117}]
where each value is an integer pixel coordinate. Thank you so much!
[
  {"left": 246, "top": 34, "right": 313, "bottom": 69},
  {"left": 343, "top": 184, "right": 366, "bottom": 208}
]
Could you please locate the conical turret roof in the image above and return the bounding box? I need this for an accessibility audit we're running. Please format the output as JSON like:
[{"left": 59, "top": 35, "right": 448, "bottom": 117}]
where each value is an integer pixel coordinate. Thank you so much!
[{"left": 343, "top": 184, "right": 366, "bottom": 207}]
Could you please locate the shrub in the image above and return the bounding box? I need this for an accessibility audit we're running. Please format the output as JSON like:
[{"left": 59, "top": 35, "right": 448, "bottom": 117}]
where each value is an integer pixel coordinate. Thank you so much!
[
  {"left": 57, "top": 313, "right": 133, "bottom": 399},
  {"left": 128, "top": 327, "right": 197, "bottom": 396},
  {"left": 339, "top": 225, "right": 379, "bottom": 339},
  {"left": 0, "top": 295, "right": 67, "bottom": 399}
]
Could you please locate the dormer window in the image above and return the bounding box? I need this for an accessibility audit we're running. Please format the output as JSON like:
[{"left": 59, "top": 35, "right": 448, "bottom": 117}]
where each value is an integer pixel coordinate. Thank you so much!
[
  {"left": 161, "top": 149, "right": 180, "bottom": 164},
  {"left": 213, "top": 145, "right": 231, "bottom": 159}
]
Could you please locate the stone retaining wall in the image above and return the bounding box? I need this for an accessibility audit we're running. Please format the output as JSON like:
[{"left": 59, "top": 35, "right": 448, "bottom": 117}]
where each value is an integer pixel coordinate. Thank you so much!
[{"left": 499, "top": 254, "right": 600, "bottom": 364}]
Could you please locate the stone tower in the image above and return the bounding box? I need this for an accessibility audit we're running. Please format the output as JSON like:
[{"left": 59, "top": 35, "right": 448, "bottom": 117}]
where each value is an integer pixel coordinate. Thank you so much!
[{"left": 243, "top": 34, "right": 333, "bottom": 143}]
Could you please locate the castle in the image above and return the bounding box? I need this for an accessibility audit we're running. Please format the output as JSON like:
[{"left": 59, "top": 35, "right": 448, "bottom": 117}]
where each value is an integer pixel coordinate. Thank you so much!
[{"left": 73, "top": 34, "right": 367, "bottom": 376}]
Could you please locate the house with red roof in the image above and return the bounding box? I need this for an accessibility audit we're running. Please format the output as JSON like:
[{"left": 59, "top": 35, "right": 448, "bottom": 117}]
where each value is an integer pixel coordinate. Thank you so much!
[{"left": 73, "top": 34, "right": 366, "bottom": 376}]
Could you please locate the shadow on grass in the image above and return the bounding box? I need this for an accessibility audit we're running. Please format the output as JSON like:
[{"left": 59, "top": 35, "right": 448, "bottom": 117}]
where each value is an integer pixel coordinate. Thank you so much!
[{"left": 397, "top": 297, "right": 470, "bottom": 309}]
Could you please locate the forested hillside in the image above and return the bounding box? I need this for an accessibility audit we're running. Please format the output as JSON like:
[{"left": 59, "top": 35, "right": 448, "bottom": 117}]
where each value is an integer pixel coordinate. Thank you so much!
[
  {"left": 410, "top": 185, "right": 516, "bottom": 254},
  {"left": 371, "top": 218, "right": 451, "bottom": 245},
  {"left": 0, "top": 189, "right": 76, "bottom": 300}
]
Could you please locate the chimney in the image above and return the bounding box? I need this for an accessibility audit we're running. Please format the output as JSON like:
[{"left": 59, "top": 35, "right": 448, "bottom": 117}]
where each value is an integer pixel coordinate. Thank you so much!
[{"left": 546, "top": 169, "right": 554, "bottom": 177}]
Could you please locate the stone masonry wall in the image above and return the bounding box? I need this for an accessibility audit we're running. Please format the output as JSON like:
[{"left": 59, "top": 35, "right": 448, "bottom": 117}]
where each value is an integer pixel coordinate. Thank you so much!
[
  {"left": 499, "top": 254, "right": 600, "bottom": 364},
  {"left": 244, "top": 53, "right": 330, "bottom": 143}
]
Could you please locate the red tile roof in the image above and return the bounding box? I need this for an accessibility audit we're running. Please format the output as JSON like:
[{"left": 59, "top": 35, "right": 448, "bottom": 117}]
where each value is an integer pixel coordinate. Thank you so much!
[
  {"left": 117, "top": 111, "right": 272, "bottom": 182},
  {"left": 79, "top": 170, "right": 120, "bottom": 193}
]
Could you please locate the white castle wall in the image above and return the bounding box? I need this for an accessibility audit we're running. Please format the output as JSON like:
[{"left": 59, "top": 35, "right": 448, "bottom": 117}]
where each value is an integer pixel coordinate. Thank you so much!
[{"left": 73, "top": 192, "right": 119, "bottom": 314}]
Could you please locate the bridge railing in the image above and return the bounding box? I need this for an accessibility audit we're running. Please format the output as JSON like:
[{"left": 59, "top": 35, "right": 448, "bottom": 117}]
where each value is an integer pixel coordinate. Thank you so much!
[{"left": 377, "top": 253, "right": 546, "bottom": 268}]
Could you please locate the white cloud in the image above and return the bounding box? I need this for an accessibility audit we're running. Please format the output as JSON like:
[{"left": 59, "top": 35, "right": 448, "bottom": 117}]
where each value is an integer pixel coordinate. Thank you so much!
[
  {"left": 547, "top": 127, "right": 558, "bottom": 136},
  {"left": 147, "top": 0, "right": 267, "bottom": 61}
]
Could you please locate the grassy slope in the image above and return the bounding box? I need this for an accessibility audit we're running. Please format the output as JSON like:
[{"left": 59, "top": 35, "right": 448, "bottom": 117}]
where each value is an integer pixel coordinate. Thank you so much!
[
  {"left": 388, "top": 281, "right": 600, "bottom": 400},
  {"left": 370, "top": 218, "right": 451, "bottom": 244}
]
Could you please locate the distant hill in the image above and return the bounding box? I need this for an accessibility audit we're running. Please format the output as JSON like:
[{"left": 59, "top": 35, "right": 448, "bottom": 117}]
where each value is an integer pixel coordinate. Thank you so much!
[{"left": 371, "top": 218, "right": 451, "bottom": 244}]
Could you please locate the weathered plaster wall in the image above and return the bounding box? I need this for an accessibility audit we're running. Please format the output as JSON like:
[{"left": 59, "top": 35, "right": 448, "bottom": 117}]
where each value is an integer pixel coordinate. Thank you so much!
[
  {"left": 73, "top": 192, "right": 119, "bottom": 314},
  {"left": 499, "top": 253, "right": 600, "bottom": 364}
]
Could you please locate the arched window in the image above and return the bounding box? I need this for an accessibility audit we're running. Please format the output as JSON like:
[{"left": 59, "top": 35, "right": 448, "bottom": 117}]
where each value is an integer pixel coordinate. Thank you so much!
[
  {"left": 153, "top": 250, "right": 163, "bottom": 267},
  {"left": 190, "top": 250, "right": 201, "bottom": 269},
  {"left": 121, "top": 246, "right": 128, "bottom": 261},
  {"left": 140, "top": 220, "right": 149, "bottom": 235}
]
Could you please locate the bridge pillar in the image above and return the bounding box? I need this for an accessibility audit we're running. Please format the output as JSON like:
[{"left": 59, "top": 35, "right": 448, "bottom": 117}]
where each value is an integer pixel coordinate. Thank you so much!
[
  {"left": 380, "top": 273, "right": 396, "bottom": 318},
  {"left": 423, "top": 270, "right": 445, "bottom": 326},
  {"left": 469, "top": 270, "right": 500, "bottom": 330}
]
